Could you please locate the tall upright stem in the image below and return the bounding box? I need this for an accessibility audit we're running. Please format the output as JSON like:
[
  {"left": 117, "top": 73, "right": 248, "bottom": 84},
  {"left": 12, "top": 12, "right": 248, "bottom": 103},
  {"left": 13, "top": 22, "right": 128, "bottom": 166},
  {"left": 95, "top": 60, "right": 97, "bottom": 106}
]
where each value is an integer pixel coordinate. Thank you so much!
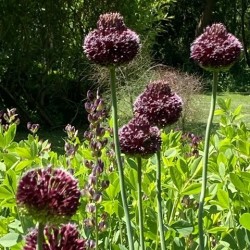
[
  {"left": 36, "top": 223, "right": 44, "bottom": 250},
  {"left": 137, "top": 157, "right": 145, "bottom": 250},
  {"left": 109, "top": 66, "right": 134, "bottom": 250},
  {"left": 156, "top": 150, "right": 166, "bottom": 249},
  {"left": 198, "top": 71, "right": 218, "bottom": 250}
]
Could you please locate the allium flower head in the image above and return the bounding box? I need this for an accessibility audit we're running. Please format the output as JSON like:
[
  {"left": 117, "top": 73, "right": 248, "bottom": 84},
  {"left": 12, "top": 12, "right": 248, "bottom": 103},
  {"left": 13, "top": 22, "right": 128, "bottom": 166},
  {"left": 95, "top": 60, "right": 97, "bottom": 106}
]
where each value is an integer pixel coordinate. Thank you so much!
[
  {"left": 133, "top": 80, "right": 183, "bottom": 128},
  {"left": 16, "top": 167, "right": 81, "bottom": 223},
  {"left": 83, "top": 12, "right": 140, "bottom": 66},
  {"left": 191, "top": 23, "right": 243, "bottom": 71},
  {"left": 24, "top": 223, "right": 86, "bottom": 250},
  {"left": 119, "top": 116, "right": 161, "bottom": 157}
]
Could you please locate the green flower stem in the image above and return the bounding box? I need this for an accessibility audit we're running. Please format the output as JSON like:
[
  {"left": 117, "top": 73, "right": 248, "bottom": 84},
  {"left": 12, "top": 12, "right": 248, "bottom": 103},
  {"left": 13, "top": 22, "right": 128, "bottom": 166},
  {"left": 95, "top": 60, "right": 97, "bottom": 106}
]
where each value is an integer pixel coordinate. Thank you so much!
[
  {"left": 36, "top": 223, "right": 44, "bottom": 250},
  {"left": 109, "top": 66, "right": 134, "bottom": 250},
  {"left": 198, "top": 71, "right": 218, "bottom": 250},
  {"left": 156, "top": 150, "right": 166, "bottom": 250},
  {"left": 137, "top": 156, "right": 145, "bottom": 250}
]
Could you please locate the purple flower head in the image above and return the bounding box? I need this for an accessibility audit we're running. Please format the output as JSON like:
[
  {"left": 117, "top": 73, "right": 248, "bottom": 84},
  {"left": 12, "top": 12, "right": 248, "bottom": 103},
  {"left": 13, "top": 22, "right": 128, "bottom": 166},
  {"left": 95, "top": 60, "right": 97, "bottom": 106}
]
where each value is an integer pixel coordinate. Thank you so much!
[
  {"left": 191, "top": 23, "right": 243, "bottom": 71},
  {"left": 16, "top": 167, "right": 81, "bottom": 223},
  {"left": 133, "top": 80, "right": 183, "bottom": 128},
  {"left": 83, "top": 12, "right": 140, "bottom": 66},
  {"left": 23, "top": 223, "right": 86, "bottom": 250},
  {"left": 119, "top": 116, "right": 161, "bottom": 157}
]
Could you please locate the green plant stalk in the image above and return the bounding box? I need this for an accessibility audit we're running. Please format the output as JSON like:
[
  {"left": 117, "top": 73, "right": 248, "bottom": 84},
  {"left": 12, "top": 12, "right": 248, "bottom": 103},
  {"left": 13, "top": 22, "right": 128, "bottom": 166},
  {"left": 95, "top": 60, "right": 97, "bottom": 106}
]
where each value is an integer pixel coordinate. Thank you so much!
[
  {"left": 198, "top": 71, "right": 218, "bottom": 250},
  {"left": 156, "top": 150, "right": 166, "bottom": 249},
  {"left": 137, "top": 156, "right": 145, "bottom": 250},
  {"left": 168, "top": 193, "right": 180, "bottom": 225},
  {"left": 94, "top": 156, "right": 99, "bottom": 250},
  {"left": 36, "top": 223, "right": 44, "bottom": 250},
  {"left": 109, "top": 66, "right": 134, "bottom": 250}
]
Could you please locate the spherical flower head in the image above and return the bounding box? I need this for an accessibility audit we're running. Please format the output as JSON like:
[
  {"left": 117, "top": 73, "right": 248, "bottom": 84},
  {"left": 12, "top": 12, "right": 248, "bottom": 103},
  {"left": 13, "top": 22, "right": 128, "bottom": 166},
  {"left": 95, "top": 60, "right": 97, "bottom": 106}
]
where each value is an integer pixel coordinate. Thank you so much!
[
  {"left": 23, "top": 223, "right": 86, "bottom": 250},
  {"left": 191, "top": 23, "right": 243, "bottom": 71},
  {"left": 83, "top": 12, "right": 140, "bottom": 66},
  {"left": 133, "top": 80, "right": 183, "bottom": 128},
  {"left": 119, "top": 116, "right": 161, "bottom": 157},
  {"left": 16, "top": 167, "right": 81, "bottom": 224}
]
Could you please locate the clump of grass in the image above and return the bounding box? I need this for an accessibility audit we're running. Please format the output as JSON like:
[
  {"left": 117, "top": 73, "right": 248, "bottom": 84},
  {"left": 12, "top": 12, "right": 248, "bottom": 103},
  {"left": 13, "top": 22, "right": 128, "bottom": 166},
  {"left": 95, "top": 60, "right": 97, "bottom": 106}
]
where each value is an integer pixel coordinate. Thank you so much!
[
  {"left": 88, "top": 44, "right": 203, "bottom": 128},
  {"left": 153, "top": 66, "right": 203, "bottom": 130}
]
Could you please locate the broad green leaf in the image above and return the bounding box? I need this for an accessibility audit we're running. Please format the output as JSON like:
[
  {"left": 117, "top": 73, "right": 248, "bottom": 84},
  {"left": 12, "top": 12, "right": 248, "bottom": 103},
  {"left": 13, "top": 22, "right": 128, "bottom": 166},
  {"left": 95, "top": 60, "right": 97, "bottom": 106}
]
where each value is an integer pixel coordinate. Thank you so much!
[
  {"left": 169, "top": 166, "right": 182, "bottom": 190},
  {"left": 105, "top": 181, "right": 120, "bottom": 200},
  {"left": 8, "top": 220, "right": 23, "bottom": 234},
  {"left": 4, "top": 124, "right": 16, "bottom": 146},
  {"left": 171, "top": 220, "right": 193, "bottom": 236},
  {"left": 102, "top": 200, "right": 120, "bottom": 216},
  {"left": 6, "top": 169, "right": 17, "bottom": 192},
  {"left": 14, "top": 147, "right": 31, "bottom": 159},
  {"left": 0, "top": 232, "right": 20, "bottom": 247},
  {"left": 15, "top": 160, "right": 33, "bottom": 172},
  {"left": 240, "top": 213, "right": 250, "bottom": 231},
  {"left": 233, "top": 105, "right": 242, "bottom": 116},
  {"left": 0, "top": 186, "right": 14, "bottom": 199},
  {"left": 217, "top": 98, "right": 228, "bottom": 111},
  {"left": 230, "top": 173, "right": 248, "bottom": 193},
  {"left": 2, "top": 153, "right": 19, "bottom": 168},
  {"left": 207, "top": 226, "right": 229, "bottom": 233},
  {"left": 127, "top": 158, "right": 137, "bottom": 170},
  {"left": 217, "top": 189, "right": 229, "bottom": 209},
  {"left": 182, "top": 183, "right": 201, "bottom": 195},
  {"left": 30, "top": 141, "right": 38, "bottom": 158},
  {"left": 164, "top": 148, "right": 178, "bottom": 158}
]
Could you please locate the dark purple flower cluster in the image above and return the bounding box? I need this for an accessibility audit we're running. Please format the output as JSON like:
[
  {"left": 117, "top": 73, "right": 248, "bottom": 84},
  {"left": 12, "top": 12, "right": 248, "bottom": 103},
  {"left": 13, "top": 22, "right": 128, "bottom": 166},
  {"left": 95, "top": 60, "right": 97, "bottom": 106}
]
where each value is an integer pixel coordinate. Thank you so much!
[
  {"left": 0, "top": 108, "right": 20, "bottom": 130},
  {"left": 191, "top": 23, "right": 243, "bottom": 71},
  {"left": 133, "top": 80, "right": 183, "bottom": 128},
  {"left": 119, "top": 116, "right": 161, "bottom": 157},
  {"left": 83, "top": 12, "right": 140, "bottom": 66},
  {"left": 24, "top": 223, "right": 87, "bottom": 250},
  {"left": 16, "top": 166, "right": 81, "bottom": 223}
]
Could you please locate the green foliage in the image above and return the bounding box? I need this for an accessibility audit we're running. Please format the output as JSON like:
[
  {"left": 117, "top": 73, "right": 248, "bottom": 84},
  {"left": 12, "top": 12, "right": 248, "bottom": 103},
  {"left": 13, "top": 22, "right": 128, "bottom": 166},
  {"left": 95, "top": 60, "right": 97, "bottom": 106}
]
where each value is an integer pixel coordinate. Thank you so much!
[{"left": 0, "top": 97, "right": 249, "bottom": 248}]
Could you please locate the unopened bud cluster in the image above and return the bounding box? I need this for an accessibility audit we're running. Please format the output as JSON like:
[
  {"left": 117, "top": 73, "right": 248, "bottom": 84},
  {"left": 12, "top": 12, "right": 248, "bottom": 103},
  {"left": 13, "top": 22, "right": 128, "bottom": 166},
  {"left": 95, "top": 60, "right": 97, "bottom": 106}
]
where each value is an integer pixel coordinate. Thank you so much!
[
  {"left": 64, "top": 124, "right": 79, "bottom": 157},
  {"left": 0, "top": 108, "right": 20, "bottom": 130},
  {"left": 27, "top": 122, "right": 40, "bottom": 134},
  {"left": 83, "top": 90, "right": 110, "bottom": 237},
  {"left": 182, "top": 132, "right": 202, "bottom": 157}
]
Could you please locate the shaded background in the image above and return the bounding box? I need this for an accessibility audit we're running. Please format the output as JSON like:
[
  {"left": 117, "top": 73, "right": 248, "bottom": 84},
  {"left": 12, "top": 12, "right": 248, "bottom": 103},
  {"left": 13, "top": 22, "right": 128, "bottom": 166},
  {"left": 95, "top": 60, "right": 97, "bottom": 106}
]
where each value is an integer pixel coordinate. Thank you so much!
[{"left": 0, "top": 0, "right": 249, "bottom": 128}]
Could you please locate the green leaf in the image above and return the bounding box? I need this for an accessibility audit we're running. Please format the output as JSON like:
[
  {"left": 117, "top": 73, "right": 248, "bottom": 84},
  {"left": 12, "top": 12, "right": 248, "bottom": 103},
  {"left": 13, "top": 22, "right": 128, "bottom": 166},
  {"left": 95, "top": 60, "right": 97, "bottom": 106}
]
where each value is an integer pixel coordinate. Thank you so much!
[
  {"left": 217, "top": 98, "right": 228, "bottom": 111},
  {"left": 15, "top": 160, "right": 33, "bottom": 172},
  {"left": 182, "top": 183, "right": 201, "bottom": 195},
  {"left": 102, "top": 200, "right": 120, "bottom": 216},
  {"left": 0, "top": 232, "right": 20, "bottom": 247},
  {"left": 0, "top": 186, "right": 14, "bottom": 199},
  {"left": 30, "top": 141, "right": 38, "bottom": 158},
  {"left": 6, "top": 169, "right": 17, "bottom": 193},
  {"left": 230, "top": 173, "right": 248, "bottom": 193},
  {"left": 207, "top": 226, "right": 229, "bottom": 233},
  {"left": 217, "top": 189, "right": 229, "bottom": 209},
  {"left": 14, "top": 147, "right": 31, "bottom": 159},
  {"left": 4, "top": 124, "right": 16, "bottom": 146},
  {"left": 164, "top": 148, "right": 178, "bottom": 158},
  {"left": 169, "top": 166, "right": 182, "bottom": 190},
  {"left": 240, "top": 213, "right": 250, "bottom": 231},
  {"left": 171, "top": 220, "right": 193, "bottom": 236}
]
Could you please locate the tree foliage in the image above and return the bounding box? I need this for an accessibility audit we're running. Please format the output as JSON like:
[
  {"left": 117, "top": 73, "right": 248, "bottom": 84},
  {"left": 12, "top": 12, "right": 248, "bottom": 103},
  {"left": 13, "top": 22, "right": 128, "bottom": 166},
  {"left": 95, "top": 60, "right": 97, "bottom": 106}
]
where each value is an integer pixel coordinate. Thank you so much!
[{"left": 0, "top": 0, "right": 249, "bottom": 127}]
